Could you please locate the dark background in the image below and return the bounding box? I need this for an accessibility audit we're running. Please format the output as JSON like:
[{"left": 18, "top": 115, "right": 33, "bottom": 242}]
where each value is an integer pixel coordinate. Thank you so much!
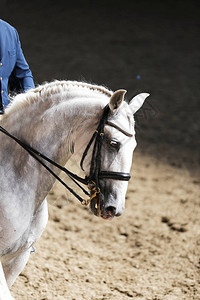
[{"left": 2, "top": 0, "right": 200, "bottom": 175}]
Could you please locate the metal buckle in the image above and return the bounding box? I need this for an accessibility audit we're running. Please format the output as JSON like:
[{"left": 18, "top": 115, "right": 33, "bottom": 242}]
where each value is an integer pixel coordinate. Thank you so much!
[{"left": 81, "top": 182, "right": 100, "bottom": 206}]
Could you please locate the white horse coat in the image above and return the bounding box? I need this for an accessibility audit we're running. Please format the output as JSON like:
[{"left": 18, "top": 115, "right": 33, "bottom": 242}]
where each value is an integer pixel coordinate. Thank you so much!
[{"left": 0, "top": 80, "right": 149, "bottom": 299}]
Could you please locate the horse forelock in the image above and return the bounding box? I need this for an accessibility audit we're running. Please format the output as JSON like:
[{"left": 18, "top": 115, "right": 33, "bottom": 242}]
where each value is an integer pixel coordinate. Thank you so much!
[{"left": 2, "top": 80, "right": 113, "bottom": 119}]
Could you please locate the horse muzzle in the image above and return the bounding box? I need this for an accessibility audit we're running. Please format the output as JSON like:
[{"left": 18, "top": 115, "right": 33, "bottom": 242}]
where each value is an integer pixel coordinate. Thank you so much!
[
  {"left": 84, "top": 171, "right": 130, "bottom": 219},
  {"left": 89, "top": 187, "right": 125, "bottom": 220}
]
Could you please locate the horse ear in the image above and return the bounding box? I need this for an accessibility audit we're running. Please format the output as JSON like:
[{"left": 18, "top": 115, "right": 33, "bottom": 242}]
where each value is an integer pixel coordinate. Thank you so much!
[
  {"left": 129, "top": 93, "right": 150, "bottom": 114},
  {"left": 109, "top": 89, "right": 127, "bottom": 112}
]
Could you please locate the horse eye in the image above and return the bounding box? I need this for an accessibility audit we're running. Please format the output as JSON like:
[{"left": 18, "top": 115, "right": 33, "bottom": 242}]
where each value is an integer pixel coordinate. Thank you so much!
[{"left": 110, "top": 140, "right": 119, "bottom": 148}]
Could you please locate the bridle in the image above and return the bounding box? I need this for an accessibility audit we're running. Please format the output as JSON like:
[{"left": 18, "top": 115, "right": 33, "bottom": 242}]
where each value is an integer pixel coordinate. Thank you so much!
[
  {"left": 0, "top": 104, "right": 132, "bottom": 208},
  {"left": 80, "top": 104, "right": 131, "bottom": 206}
]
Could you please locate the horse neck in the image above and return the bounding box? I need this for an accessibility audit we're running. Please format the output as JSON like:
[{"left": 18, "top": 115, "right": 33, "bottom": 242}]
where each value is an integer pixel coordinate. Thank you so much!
[
  {"left": 0, "top": 87, "right": 109, "bottom": 211},
  {"left": 1, "top": 89, "right": 108, "bottom": 167}
]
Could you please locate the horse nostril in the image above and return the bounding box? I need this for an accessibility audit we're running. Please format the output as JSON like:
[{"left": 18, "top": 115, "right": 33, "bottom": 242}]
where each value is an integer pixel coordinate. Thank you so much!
[{"left": 106, "top": 206, "right": 116, "bottom": 216}]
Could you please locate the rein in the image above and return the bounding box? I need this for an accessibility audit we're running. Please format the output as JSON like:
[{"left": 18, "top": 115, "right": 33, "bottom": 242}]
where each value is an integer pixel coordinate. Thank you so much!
[
  {"left": 0, "top": 104, "right": 131, "bottom": 207},
  {"left": 0, "top": 125, "right": 89, "bottom": 204}
]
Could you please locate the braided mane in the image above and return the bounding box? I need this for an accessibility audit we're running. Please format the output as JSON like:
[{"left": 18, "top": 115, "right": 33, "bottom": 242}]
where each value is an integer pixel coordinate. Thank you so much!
[
  {"left": 2, "top": 80, "right": 113, "bottom": 118},
  {"left": 33, "top": 80, "right": 113, "bottom": 98}
]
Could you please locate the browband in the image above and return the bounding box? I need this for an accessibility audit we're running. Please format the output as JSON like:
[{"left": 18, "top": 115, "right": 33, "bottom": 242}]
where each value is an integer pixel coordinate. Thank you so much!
[{"left": 106, "top": 121, "right": 133, "bottom": 137}]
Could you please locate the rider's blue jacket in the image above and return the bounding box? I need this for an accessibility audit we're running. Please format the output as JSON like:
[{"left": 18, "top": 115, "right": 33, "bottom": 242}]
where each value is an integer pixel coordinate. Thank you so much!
[{"left": 0, "top": 19, "right": 35, "bottom": 108}]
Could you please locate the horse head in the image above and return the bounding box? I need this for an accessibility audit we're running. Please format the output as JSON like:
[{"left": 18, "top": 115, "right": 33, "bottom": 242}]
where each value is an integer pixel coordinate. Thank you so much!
[{"left": 81, "top": 90, "right": 149, "bottom": 220}]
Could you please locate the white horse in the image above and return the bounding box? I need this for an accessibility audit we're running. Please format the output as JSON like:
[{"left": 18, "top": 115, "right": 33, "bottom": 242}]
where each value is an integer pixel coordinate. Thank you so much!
[{"left": 0, "top": 80, "right": 149, "bottom": 299}]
